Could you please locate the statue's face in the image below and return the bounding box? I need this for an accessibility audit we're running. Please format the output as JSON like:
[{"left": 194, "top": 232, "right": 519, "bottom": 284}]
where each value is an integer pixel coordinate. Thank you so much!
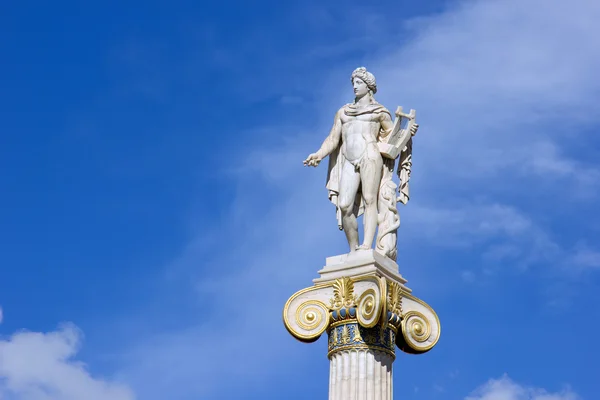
[{"left": 353, "top": 77, "right": 369, "bottom": 97}]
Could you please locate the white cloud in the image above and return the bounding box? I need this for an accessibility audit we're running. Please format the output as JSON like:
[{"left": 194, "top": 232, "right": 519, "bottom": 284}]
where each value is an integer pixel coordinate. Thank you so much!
[
  {"left": 403, "top": 202, "right": 560, "bottom": 272},
  {"left": 371, "top": 0, "right": 600, "bottom": 191},
  {"left": 405, "top": 201, "right": 600, "bottom": 280},
  {"left": 466, "top": 375, "right": 579, "bottom": 400},
  {"left": 361, "top": 0, "right": 600, "bottom": 275},
  {"left": 0, "top": 324, "right": 135, "bottom": 400},
  {"left": 408, "top": 203, "right": 539, "bottom": 244},
  {"left": 566, "top": 244, "right": 600, "bottom": 272},
  {"left": 461, "top": 270, "right": 476, "bottom": 283},
  {"left": 118, "top": 0, "right": 600, "bottom": 397},
  {"left": 119, "top": 141, "right": 346, "bottom": 399}
]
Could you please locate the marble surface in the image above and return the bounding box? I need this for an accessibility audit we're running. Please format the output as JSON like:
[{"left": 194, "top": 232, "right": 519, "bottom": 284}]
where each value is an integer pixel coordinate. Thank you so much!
[
  {"left": 329, "top": 349, "right": 393, "bottom": 400},
  {"left": 288, "top": 67, "right": 438, "bottom": 399},
  {"left": 283, "top": 251, "right": 440, "bottom": 349},
  {"left": 314, "top": 249, "right": 407, "bottom": 287},
  {"left": 283, "top": 251, "right": 441, "bottom": 399},
  {"left": 303, "top": 67, "right": 418, "bottom": 259}
]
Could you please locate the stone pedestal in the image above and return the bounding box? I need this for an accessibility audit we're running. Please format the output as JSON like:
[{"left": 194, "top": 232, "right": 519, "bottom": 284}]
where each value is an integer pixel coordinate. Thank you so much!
[
  {"left": 283, "top": 250, "right": 440, "bottom": 400},
  {"left": 314, "top": 250, "right": 408, "bottom": 288}
]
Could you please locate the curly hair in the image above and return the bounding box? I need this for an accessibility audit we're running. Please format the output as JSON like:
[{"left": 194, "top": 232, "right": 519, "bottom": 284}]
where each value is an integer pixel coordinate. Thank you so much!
[{"left": 351, "top": 67, "right": 377, "bottom": 94}]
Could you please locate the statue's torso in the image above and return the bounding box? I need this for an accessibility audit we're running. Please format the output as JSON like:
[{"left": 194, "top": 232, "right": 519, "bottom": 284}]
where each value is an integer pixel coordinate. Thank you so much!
[{"left": 340, "top": 110, "right": 381, "bottom": 163}]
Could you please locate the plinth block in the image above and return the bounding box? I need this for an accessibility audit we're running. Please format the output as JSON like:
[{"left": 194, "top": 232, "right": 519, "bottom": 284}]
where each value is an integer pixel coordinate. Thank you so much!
[{"left": 313, "top": 250, "right": 408, "bottom": 289}]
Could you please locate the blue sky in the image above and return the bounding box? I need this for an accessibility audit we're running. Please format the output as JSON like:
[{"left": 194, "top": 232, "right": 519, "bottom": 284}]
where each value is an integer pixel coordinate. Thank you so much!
[{"left": 1, "top": 0, "right": 599, "bottom": 399}]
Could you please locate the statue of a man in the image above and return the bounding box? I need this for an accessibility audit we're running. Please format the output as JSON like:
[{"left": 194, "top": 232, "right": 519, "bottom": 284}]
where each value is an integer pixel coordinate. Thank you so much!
[{"left": 304, "top": 67, "right": 417, "bottom": 254}]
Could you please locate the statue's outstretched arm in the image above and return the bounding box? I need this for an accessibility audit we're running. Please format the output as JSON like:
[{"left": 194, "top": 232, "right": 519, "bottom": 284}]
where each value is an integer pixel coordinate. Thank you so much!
[
  {"left": 304, "top": 110, "right": 342, "bottom": 167},
  {"left": 316, "top": 110, "right": 343, "bottom": 159}
]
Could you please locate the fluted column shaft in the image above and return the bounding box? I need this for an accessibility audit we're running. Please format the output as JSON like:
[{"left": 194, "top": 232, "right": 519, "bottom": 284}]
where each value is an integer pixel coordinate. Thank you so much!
[
  {"left": 329, "top": 349, "right": 393, "bottom": 400},
  {"left": 327, "top": 319, "right": 397, "bottom": 400}
]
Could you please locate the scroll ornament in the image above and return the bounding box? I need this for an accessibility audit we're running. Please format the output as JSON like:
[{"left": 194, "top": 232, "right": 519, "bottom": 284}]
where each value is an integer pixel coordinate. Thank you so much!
[{"left": 283, "top": 276, "right": 440, "bottom": 354}]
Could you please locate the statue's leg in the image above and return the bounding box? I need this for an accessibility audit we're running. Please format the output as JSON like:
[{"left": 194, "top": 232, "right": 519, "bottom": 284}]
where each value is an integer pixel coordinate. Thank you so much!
[
  {"left": 338, "top": 160, "right": 361, "bottom": 252},
  {"left": 359, "top": 147, "right": 383, "bottom": 250}
]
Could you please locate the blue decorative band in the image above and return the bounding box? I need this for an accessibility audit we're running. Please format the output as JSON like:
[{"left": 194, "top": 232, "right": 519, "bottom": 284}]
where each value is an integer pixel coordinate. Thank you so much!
[
  {"left": 331, "top": 307, "right": 356, "bottom": 322},
  {"left": 327, "top": 321, "right": 396, "bottom": 359}
]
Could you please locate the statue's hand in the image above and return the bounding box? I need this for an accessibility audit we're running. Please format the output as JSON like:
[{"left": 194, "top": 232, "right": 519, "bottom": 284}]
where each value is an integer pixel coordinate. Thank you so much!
[
  {"left": 410, "top": 123, "right": 419, "bottom": 136},
  {"left": 303, "top": 152, "right": 322, "bottom": 167}
]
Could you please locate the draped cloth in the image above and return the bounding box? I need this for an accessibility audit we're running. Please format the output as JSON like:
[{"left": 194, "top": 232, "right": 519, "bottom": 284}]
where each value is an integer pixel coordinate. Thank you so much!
[
  {"left": 397, "top": 137, "right": 413, "bottom": 205},
  {"left": 325, "top": 102, "right": 393, "bottom": 229}
]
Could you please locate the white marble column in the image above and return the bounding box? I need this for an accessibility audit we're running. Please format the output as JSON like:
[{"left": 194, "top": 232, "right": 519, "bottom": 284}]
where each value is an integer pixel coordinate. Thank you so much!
[{"left": 329, "top": 349, "right": 393, "bottom": 400}]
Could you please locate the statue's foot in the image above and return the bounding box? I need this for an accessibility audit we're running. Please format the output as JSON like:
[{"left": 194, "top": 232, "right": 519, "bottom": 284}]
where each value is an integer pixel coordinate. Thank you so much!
[{"left": 355, "top": 244, "right": 371, "bottom": 251}]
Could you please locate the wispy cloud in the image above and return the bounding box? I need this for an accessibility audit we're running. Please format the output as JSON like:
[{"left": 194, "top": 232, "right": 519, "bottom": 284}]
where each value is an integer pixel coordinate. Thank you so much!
[
  {"left": 116, "top": 0, "right": 600, "bottom": 397},
  {"left": 404, "top": 202, "right": 559, "bottom": 269},
  {"left": 565, "top": 244, "right": 600, "bottom": 272},
  {"left": 118, "top": 137, "right": 345, "bottom": 399},
  {"left": 363, "top": 0, "right": 600, "bottom": 279},
  {"left": 372, "top": 0, "right": 600, "bottom": 192},
  {"left": 0, "top": 323, "right": 134, "bottom": 400},
  {"left": 466, "top": 374, "right": 579, "bottom": 400},
  {"left": 404, "top": 200, "right": 600, "bottom": 284}
]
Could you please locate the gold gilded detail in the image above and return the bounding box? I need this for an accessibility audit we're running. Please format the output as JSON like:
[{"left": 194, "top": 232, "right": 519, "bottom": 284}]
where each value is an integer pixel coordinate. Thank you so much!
[
  {"left": 295, "top": 301, "right": 325, "bottom": 331},
  {"left": 330, "top": 277, "right": 356, "bottom": 310},
  {"left": 341, "top": 325, "right": 350, "bottom": 344},
  {"left": 395, "top": 291, "right": 441, "bottom": 353},
  {"left": 327, "top": 343, "right": 396, "bottom": 359},
  {"left": 327, "top": 321, "right": 397, "bottom": 360},
  {"left": 283, "top": 286, "right": 330, "bottom": 342},
  {"left": 330, "top": 319, "right": 356, "bottom": 329},
  {"left": 361, "top": 296, "right": 375, "bottom": 319},
  {"left": 356, "top": 288, "right": 379, "bottom": 328},
  {"left": 403, "top": 311, "right": 431, "bottom": 343},
  {"left": 354, "top": 325, "right": 363, "bottom": 342},
  {"left": 387, "top": 281, "right": 403, "bottom": 316},
  {"left": 414, "top": 322, "right": 423, "bottom": 335}
]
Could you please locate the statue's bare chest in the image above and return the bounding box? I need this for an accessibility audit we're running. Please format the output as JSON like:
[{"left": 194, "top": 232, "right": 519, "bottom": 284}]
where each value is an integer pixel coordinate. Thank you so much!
[{"left": 340, "top": 112, "right": 379, "bottom": 124}]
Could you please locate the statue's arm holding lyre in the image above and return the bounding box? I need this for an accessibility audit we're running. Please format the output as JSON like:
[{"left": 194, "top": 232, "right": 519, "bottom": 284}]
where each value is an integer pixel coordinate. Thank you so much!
[
  {"left": 378, "top": 111, "right": 394, "bottom": 142},
  {"left": 303, "top": 110, "right": 343, "bottom": 167}
]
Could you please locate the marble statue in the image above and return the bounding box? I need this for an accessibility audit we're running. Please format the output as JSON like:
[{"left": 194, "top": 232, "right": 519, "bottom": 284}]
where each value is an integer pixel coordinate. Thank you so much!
[
  {"left": 286, "top": 68, "right": 440, "bottom": 400},
  {"left": 303, "top": 67, "right": 418, "bottom": 260}
]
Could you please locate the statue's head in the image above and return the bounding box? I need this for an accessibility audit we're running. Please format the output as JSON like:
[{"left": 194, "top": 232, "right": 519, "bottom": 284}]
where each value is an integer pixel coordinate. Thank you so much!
[{"left": 351, "top": 67, "right": 377, "bottom": 98}]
